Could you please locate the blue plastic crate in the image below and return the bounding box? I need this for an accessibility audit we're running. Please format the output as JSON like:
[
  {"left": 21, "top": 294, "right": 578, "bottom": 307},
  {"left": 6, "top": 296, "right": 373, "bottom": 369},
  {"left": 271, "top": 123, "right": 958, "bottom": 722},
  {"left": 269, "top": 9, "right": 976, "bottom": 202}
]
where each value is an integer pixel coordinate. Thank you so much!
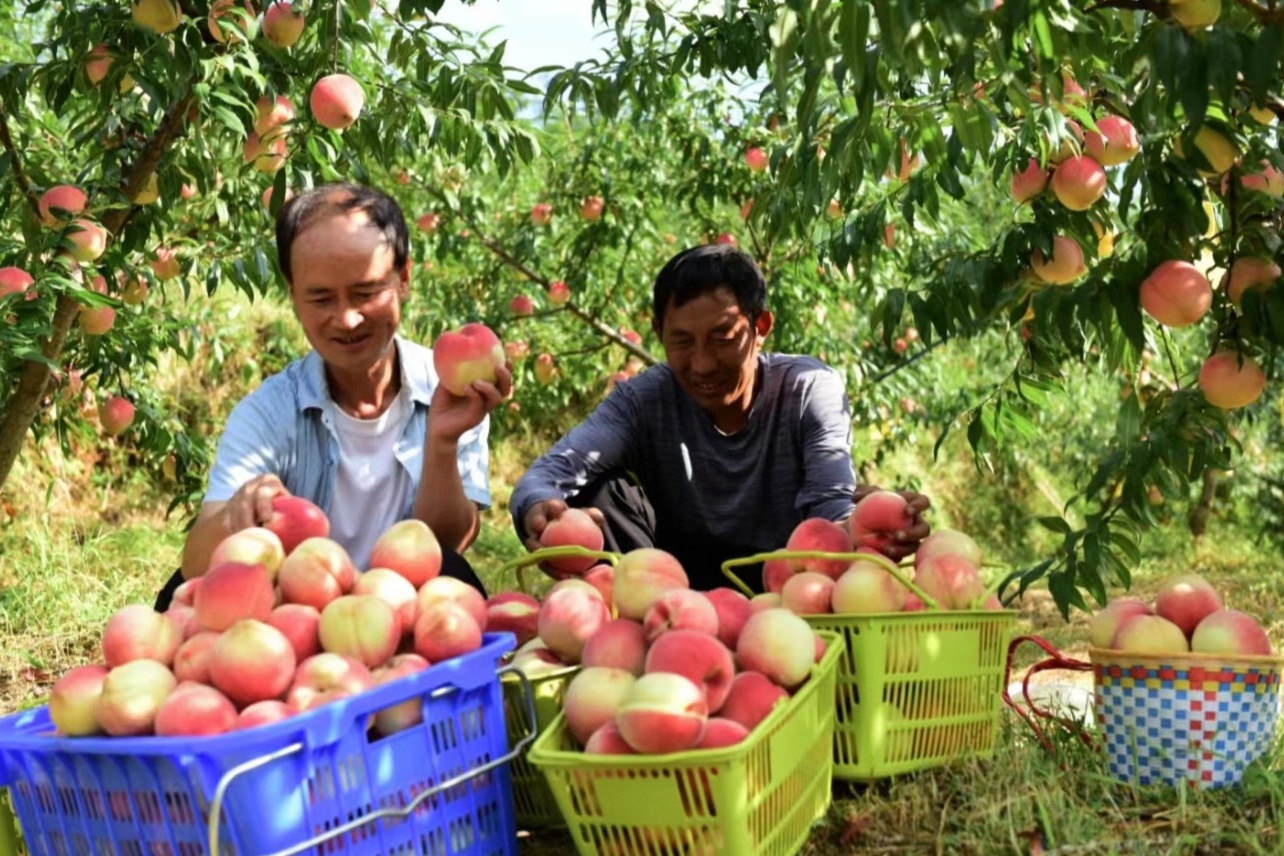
[{"left": 0, "top": 633, "right": 537, "bottom": 856}]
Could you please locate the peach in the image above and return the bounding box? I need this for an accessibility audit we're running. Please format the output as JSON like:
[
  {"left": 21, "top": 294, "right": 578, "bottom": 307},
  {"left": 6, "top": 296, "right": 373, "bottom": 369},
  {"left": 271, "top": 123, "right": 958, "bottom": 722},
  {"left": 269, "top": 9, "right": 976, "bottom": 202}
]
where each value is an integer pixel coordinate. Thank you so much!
[
  {"left": 1010, "top": 158, "right": 1048, "bottom": 203},
  {"left": 538, "top": 587, "right": 612, "bottom": 664},
  {"left": 548, "top": 578, "right": 604, "bottom": 601},
  {"left": 354, "top": 568, "right": 419, "bottom": 633},
  {"left": 749, "top": 593, "right": 782, "bottom": 614},
  {"left": 368, "top": 519, "right": 442, "bottom": 587},
  {"left": 416, "top": 576, "right": 487, "bottom": 630},
  {"left": 584, "top": 721, "right": 635, "bottom": 755},
  {"left": 616, "top": 673, "right": 708, "bottom": 754},
  {"left": 548, "top": 281, "right": 570, "bottom": 304},
  {"left": 1088, "top": 597, "right": 1153, "bottom": 649},
  {"left": 564, "top": 667, "right": 638, "bottom": 746},
  {"left": 414, "top": 600, "right": 483, "bottom": 663},
  {"left": 1084, "top": 116, "right": 1140, "bottom": 166},
  {"left": 79, "top": 306, "right": 115, "bottom": 336},
  {"left": 613, "top": 548, "right": 689, "bottom": 620},
  {"left": 267, "top": 604, "right": 321, "bottom": 662},
  {"left": 530, "top": 203, "right": 553, "bottom": 226},
  {"left": 149, "top": 246, "right": 180, "bottom": 281},
  {"left": 831, "top": 560, "right": 908, "bottom": 614},
  {"left": 781, "top": 571, "right": 836, "bottom": 615},
  {"left": 102, "top": 604, "right": 181, "bottom": 667},
  {"left": 1047, "top": 118, "right": 1084, "bottom": 164},
  {"left": 195, "top": 561, "right": 275, "bottom": 631},
  {"left": 49, "top": 665, "right": 110, "bottom": 736},
  {"left": 287, "top": 653, "right": 375, "bottom": 712},
  {"left": 484, "top": 592, "right": 541, "bottom": 648},
  {"left": 310, "top": 73, "right": 364, "bottom": 130},
  {"left": 99, "top": 396, "right": 135, "bottom": 436},
  {"left": 509, "top": 294, "right": 534, "bottom": 316},
  {"left": 1140, "top": 260, "right": 1211, "bottom": 328},
  {"left": 372, "top": 654, "right": 431, "bottom": 736},
  {"left": 416, "top": 212, "right": 440, "bottom": 234},
  {"left": 433, "top": 323, "right": 505, "bottom": 396},
  {"left": 1170, "top": 0, "right": 1221, "bottom": 30},
  {"left": 1153, "top": 574, "right": 1223, "bottom": 638},
  {"left": 172, "top": 578, "right": 201, "bottom": 607},
  {"left": 235, "top": 700, "right": 293, "bottom": 730},
  {"left": 581, "top": 618, "right": 648, "bottom": 675},
  {"left": 744, "top": 146, "right": 768, "bottom": 172},
  {"left": 915, "top": 529, "right": 983, "bottom": 569},
  {"left": 1240, "top": 160, "right": 1284, "bottom": 197},
  {"left": 265, "top": 496, "right": 330, "bottom": 554},
  {"left": 645, "top": 630, "right": 736, "bottom": 713},
  {"left": 38, "top": 185, "right": 87, "bottom": 227},
  {"left": 849, "top": 491, "right": 914, "bottom": 554},
  {"left": 1199, "top": 351, "right": 1266, "bottom": 410},
  {"left": 318, "top": 595, "right": 400, "bottom": 669},
  {"left": 903, "top": 593, "right": 926, "bottom": 612},
  {"left": 0, "top": 266, "right": 33, "bottom": 298},
  {"left": 511, "top": 638, "right": 572, "bottom": 678},
  {"left": 584, "top": 564, "right": 614, "bottom": 605},
  {"left": 277, "top": 537, "right": 356, "bottom": 611},
  {"left": 1112, "top": 614, "right": 1189, "bottom": 654},
  {"left": 154, "top": 684, "right": 238, "bottom": 737},
  {"left": 704, "top": 588, "right": 752, "bottom": 650},
  {"left": 913, "top": 554, "right": 985, "bottom": 610},
  {"left": 1031, "top": 235, "right": 1086, "bottom": 285},
  {"left": 762, "top": 559, "right": 794, "bottom": 594},
  {"left": 785, "top": 518, "right": 853, "bottom": 579},
  {"left": 173, "top": 631, "right": 221, "bottom": 684},
  {"left": 244, "top": 132, "right": 287, "bottom": 173},
  {"left": 208, "top": 620, "right": 297, "bottom": 707},
  {"left": 538, "top": 508, "right": 605, "bottom": 576},
  {"left": 737, "top": 609, "right": 816, "bottom": 689},
  {"left": 97, "top": 660, "right": 177, "bottom": 736},
  {"left": 698, "top": 718, "right": 749, "bottom": 748},
  {"left": 209, "top": 527, "right": 285, "bottom": 580},
  {"left": 580, "top": 195, "right": 605, "bottom": 220},
  {"left": 66, "top": 218, "right": 107, "bottom": 262},
  {"left": 1051, "top": 155, "right": 1107, "bottom": 211},
  {"left": 131, "top": 0, "right": 182, "bottom": 32},
  {"left": 262, "top": 0, "right": 304, "bottom": 47},
  {"left": 643, "top": 588, "right": 719, "bottom": 640},
  {"left": 534, "top": 353, "right": 556, "bottom": 384},
  {"left": 1223, "top": 257, "right": 1281, "bottom": 305},
  {"left": 1191, "top": 609, "right": 1273, "bottom": 656}
]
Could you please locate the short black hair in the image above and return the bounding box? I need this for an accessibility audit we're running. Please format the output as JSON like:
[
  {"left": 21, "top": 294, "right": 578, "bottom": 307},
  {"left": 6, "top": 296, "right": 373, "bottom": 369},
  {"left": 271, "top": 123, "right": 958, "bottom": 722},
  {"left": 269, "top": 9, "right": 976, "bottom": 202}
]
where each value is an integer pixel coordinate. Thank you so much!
[
  {"left": 275, "top": 182, "right": 410, "bottom": 284},
  {"left": 651, "top": 244, "right": 767, "bottom": 333}
]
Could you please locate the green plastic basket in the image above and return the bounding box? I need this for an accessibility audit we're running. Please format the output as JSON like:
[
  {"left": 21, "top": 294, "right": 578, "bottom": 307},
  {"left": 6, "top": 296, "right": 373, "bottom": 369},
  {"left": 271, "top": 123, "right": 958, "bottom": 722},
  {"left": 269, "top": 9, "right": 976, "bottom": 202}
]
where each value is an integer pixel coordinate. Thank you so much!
[
  {"left": 721, "top": 549, "right": 1017, "bottom": 781},
  {"left": 526, "top": 630, "right": 844, "bottom": 856},
  {"left": 502, "top": 664, "right": 579, "bottom": 829},
  {"left": 806, "top": 610, "right": 1017, "bottom": 780}
]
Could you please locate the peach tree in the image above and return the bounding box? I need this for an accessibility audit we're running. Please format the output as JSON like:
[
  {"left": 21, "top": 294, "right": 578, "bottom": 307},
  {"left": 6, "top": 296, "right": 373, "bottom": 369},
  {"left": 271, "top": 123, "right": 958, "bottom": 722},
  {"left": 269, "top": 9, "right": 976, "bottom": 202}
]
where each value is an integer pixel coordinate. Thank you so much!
[{"left": 554, "top": 0, "right": 1283, "bottom": 617}]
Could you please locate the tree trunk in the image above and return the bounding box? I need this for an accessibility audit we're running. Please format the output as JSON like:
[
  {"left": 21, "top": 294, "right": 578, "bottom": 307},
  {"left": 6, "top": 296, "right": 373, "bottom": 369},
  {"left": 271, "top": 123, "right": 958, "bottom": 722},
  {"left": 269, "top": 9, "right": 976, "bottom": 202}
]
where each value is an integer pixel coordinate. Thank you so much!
[
  {"left": 0, "top": 92, "right": 196, "bottom": 496},
  {"left": 1187, "top": 468, "right": 1220, "bottom": 538}
]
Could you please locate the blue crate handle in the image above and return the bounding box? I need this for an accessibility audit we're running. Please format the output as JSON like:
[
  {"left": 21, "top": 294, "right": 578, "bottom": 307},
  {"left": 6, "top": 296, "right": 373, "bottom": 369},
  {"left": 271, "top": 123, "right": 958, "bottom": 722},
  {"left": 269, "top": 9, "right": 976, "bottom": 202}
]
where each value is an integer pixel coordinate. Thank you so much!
[{"left": 207, "top": 662, "right": 539, "bottom": 856}]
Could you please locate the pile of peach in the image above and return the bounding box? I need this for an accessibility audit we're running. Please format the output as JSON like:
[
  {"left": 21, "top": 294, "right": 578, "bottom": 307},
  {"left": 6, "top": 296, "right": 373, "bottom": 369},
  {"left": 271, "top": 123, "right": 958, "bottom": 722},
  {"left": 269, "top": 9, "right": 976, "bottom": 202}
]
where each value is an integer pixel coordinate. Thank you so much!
[
  {"left": 48, "top": 497, "right": 491, "bottom": 739},
  {"left": 1090, "top": 573, "right": 1275, "bottom": 657},
  {"left": 756, "top": 491, "right": 1002, "bottom": 615},
  {"left": 493, "top": 543, "right": 828, "bottom": 755}
]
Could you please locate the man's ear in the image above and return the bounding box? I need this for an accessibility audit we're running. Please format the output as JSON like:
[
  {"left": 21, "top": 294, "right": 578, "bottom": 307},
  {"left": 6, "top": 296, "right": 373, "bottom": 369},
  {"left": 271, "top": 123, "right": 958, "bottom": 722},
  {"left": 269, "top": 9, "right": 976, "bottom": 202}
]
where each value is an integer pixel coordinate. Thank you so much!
[
  {"left": 754, "top": 309, "right": 774, "bottom": 341},
  {"left": 398, "top": 258, "right": 412, "bottom": 298}
]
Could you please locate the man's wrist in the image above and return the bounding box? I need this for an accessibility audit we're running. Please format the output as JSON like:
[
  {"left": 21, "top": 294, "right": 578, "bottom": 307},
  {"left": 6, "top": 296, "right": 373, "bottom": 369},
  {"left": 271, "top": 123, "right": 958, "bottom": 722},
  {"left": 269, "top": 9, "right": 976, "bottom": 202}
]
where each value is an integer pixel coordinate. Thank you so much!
[{"left": 424, "top": 433, "right": 460, "bottom": 460}]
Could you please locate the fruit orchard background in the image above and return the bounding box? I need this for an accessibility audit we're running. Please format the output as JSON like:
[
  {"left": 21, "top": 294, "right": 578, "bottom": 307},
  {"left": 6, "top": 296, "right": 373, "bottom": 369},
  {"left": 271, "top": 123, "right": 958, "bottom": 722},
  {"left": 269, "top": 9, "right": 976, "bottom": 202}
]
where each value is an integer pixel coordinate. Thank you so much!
[{"left": 2, "top": 0, "right": 1284, "bottom": 625}]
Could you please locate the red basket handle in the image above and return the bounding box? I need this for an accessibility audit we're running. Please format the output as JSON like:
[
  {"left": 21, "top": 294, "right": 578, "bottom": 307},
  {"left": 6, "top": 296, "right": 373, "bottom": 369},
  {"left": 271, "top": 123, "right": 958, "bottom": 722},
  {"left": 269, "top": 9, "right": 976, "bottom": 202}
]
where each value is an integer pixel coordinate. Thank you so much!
[{"left": 1001, "top": 634, "right": 1097, "bottom": 756}]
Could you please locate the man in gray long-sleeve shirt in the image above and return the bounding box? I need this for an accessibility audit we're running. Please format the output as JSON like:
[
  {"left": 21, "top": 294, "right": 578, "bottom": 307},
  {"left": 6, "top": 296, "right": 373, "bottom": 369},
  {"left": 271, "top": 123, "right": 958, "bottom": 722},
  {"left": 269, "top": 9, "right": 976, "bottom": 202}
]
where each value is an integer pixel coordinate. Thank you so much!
[{"left": 510, "top": 244, "right": 929, "bottom": 591}]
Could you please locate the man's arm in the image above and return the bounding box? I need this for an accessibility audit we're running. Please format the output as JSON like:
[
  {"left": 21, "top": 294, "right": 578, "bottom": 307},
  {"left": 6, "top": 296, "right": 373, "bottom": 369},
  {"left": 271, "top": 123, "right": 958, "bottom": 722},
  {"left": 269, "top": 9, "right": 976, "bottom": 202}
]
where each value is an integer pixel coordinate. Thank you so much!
[
  {"left": 413, "top": 368, "right": 510, "bottom": 553},
  {"left": 180, "top": 398, "right": 288, "bottom": 579},
  {"left": 509, "top": 387, "right": 642, "bottom": 545},
  {"left": 795, "top": 367, "right": 860, "bottom": 523}
]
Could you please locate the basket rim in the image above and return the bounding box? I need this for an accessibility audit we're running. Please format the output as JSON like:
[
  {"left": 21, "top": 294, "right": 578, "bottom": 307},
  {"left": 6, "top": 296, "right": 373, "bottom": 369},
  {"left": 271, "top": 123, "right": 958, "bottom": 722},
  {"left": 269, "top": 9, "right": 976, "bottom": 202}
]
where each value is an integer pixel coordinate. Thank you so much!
[
  {"left": 526, "top": 629, "right": 844, "bottom": 771},
  {"left": 500, "top": 663, "right": 581, "bottom": 684},
  {"left": 801, "top": 609, "right": 1020, "bottom": 620},
  {"left": 1087, "top": 646, "right": 1284, "bottom": 670}
]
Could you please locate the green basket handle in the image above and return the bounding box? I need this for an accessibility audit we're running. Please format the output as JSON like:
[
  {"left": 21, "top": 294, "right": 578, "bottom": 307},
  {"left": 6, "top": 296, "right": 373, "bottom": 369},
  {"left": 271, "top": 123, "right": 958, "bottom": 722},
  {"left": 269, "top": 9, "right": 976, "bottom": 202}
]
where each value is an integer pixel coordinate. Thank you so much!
[
  {"left": 494, "top": 547, "right": 623, "bottom": 596},
  {"left": 720, "top": 550, "right": 1009, "bottom": 611}
]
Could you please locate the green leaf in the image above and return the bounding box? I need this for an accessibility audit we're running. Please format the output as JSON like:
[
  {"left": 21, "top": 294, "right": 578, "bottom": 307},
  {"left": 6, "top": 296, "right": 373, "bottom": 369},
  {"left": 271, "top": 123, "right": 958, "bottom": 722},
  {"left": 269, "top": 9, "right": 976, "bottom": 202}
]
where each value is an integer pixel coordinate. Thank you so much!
[
  {"left": 838, "top": 2, "right": 870, "bottom": 92},
  {"left": 1037, "top": 516, "right": 1072, "bottom": 535}
]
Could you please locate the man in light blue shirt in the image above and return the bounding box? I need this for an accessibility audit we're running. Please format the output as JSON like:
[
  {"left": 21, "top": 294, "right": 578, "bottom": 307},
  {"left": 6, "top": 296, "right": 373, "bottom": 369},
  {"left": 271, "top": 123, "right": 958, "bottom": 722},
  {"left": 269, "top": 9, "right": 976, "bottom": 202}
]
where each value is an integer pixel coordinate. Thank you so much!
[{"left": 157, "top": 183, "right": 508, "bottom": 607}]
